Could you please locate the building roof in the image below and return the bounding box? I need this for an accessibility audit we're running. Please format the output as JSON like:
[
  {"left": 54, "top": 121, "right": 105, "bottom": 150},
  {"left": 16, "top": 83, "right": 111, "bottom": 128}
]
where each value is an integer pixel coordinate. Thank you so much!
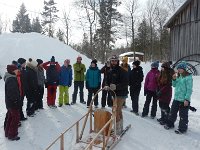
[
  {"left": 164, "top": 0, "right": 192, "bottom": 28},
  {"left": 119, "top": 51, "right": 144, "bottom": 57}
]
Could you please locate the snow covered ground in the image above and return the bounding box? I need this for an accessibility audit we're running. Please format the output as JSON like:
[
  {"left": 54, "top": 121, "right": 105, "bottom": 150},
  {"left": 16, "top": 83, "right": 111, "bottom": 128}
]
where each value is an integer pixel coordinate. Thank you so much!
[{"left": 0, "top": 33, "right": 200, "bottom": 150}]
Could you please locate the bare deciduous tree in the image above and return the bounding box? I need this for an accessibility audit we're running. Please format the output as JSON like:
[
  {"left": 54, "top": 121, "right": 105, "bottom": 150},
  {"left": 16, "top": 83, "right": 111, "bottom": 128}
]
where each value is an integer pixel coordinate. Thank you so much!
[{"left": 124, "top": 0, "right": 139, "bottom": 60}]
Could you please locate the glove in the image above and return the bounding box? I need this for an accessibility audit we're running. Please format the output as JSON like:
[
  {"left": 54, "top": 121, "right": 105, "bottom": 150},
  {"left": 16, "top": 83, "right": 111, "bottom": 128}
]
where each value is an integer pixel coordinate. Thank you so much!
[
  {"left": 144, "top": 89, "right": 147, "bottom": 96},
  {"left": 110, "top": 84, "right": 116, "bottom": 91},
  {"left": 104, "top": 86, "right": 110, "bottom": 91}
]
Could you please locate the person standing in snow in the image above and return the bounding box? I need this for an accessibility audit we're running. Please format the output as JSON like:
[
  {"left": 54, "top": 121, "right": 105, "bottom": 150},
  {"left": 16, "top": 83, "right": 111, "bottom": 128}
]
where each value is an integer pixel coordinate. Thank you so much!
[
  {"left": 142, "top": 61, "right": 160, "bottom": 118},
  {"left": 25, "top": 58, "right": 38, "bottom": 116},
  {"left": 120, "top": 56, "right": 131, "bottom": 108},
  {"left": 157, "top": 62, "right": 174, "bottom": 125},
  {"left": 58, "top": 59, "right": 72, "bottom": 107},
  {"left": 71, "top": 56, "right": 86, "bottom": 105},
  {"left": 107, "top": 55, "right": 129, "bottom": 135},
  {"left": 17, "top": 58, "right": 28, "bottom": 121},
  {"left": 35, "top": 59, "right": 45, "bottom": 110},
  {"left": 4, "top": 65, "right": 21, "bottom": 141},
  {"left": 101, "top": 61, "right": 112, "bottom": 108},
  {"left": 86, "top": 59, "right": 101, "bottom": 108},
  {"left": 164, "top": 61, "right": 193, "bottom": 134},
  {"left": 43, "top": 56, "right": 61, "bottom": 108},
  {"left": 129, "top": 60, "right": 144, "bottom": 115}
]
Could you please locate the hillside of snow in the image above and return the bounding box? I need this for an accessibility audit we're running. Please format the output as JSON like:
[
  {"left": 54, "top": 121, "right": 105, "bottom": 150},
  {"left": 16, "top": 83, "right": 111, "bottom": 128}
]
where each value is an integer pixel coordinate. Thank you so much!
[{"left": 0, "top": 33, "right": 200, "bottom": 150}]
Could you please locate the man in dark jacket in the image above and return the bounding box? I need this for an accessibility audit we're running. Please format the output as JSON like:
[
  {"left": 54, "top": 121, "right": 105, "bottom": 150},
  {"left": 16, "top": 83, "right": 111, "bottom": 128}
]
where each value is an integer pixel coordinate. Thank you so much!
[
  {"left": 107, "top": 55, "right": 129, "bottom": 135},
  {"left": 36, "top": 59, "right": 45, "bottom": 109},
  {"left": 129, "top": 60, "right": 144, "bottom": 115},
  {"left": 4, "top": 65, "right": 20, "bottom": 141},
  {"left": 25, "top": 58, "right": 38, "bottom": 117},
  {"left": 43, "top": 56, "right": 60, "bottom": 108}
]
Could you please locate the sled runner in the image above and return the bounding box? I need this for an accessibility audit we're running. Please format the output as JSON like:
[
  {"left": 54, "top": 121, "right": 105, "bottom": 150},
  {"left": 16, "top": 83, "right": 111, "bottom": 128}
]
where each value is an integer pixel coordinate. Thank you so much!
[{"left": 46, "top": 87, "right": 131, "bottom": 150}]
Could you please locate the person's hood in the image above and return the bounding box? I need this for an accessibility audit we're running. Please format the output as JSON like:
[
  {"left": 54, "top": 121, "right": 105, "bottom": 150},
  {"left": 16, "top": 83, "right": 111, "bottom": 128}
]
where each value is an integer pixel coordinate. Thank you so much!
[{"left": 4, "top": 72, "right": 16, "bottom": 82}]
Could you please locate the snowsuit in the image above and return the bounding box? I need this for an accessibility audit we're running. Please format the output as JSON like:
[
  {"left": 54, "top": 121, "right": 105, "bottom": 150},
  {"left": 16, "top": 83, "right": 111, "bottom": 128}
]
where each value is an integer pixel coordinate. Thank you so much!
[
  {"left": 101, "top": 65, "right": 112, "bottom": 107},
  {"left": 157, "top": 69, "right": 173, "bottom": 124},
  {"left": 166, "top": 74, "right": 193, "bottom": 132},
  {"left": 86, "top": 66, "right": 101, "bottom": 107},
  {"left": 26, "top": 63, "right": 38, "bottom": 116},
  {"left": 107, "top": 65, "right": 129, "bottom": 135},
  {"left": 4, "top": 72, "right": 20, "bottom": 139},
  {"left": 129, "top": 66, "right": 144, "bottom": 113},
  {"left": 36, "top": 67, "right": 45, "bottom": 109},
  {"left": 58, "top": 65, "right": 72, "bottom": 105},
  {"left": 43, "top": 61, "right": 60, "bottom": 106},
  {"left": 72, "top": 62, "right": 86, "bottom": 103},
  {"left": 142, "top": 68, "right": 160, "bottom": 117}
]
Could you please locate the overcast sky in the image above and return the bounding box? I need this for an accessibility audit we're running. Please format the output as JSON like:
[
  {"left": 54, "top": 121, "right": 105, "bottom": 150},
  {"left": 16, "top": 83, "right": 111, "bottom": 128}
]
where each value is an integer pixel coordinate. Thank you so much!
[{"left": 0, "top": 0, "right": 148, "bottom": 46}]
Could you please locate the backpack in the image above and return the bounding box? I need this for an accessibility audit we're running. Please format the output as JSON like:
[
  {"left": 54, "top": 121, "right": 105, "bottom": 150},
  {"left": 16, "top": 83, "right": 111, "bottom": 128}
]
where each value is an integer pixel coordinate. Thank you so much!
[{"left": 46, "top": 65, "right": 59, "bottom": 85}]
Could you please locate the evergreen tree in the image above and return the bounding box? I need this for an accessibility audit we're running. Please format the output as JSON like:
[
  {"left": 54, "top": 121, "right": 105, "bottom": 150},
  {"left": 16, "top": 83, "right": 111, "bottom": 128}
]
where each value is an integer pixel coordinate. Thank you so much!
[
  {"left": 81, "top": 33, "right": 90, "bottom": 57},
  {"left": 41, "top": 0, "right": 59, "bottom": 37},
  {"left": 12, "top": 3, "right": 32, "bottom": 33},
  {"left": 94, "top": 0, "right": 121, "bottom": 63},
  {"left": 32, "top": 17, "right": 42, "bottom": 33},
  {"left": 135, "top": 18, "right": 151, "bottom": 61},
  {"left": 56, "top": 29, "right": 65, "bottom": 43}
]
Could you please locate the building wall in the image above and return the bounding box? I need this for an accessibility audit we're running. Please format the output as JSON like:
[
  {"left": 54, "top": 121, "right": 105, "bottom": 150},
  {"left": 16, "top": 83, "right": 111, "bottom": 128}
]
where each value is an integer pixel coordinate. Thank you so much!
[{"left": 170, "top": 0, "right": 200, "bottom": 61}]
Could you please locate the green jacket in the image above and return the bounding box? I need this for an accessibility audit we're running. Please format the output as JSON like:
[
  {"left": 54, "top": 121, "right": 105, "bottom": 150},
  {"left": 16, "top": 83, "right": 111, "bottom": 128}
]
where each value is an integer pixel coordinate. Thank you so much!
[
  {"left": 73, "top": 63, "right": 86, "bottom": 81},
  {"left": 172, "top": 74, "right": 193, "bottom": 102}
]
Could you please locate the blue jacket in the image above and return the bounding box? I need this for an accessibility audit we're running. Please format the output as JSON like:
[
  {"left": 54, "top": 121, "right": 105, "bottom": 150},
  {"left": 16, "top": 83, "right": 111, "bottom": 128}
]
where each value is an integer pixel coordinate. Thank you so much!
[
  {"left": 59, "top": 65, "right": 72, "bottom": 86},
  {"left": 86, "top": 66, "right": 101, "bottom": 89}
]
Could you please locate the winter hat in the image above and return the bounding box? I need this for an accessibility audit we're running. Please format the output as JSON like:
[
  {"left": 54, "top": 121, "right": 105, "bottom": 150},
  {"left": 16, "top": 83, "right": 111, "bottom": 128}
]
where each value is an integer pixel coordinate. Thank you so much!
[
  {"left": 28, "top": 58, "right": 38, "bottom": 67},
  {"left": 17, "top": 58, "right": 26, "bottom": 65},
  {"left": 77, "top": 56, "right": 82, "bottom": 61},
  {"left": 110, "top": 55, "right": 119, "bottom": 61},
  {"left": 177, "top": 61, "right": 187, "bottom": 70},
  {"left": 122, "top": 56, "right": 128, "bottom": 63},
  {"left": 50, "top": 56, "right": 55, "bottom": 62},
  {"left": 7, "top": 65, "right": 18, "bottom": 74},
  {"left": 161, "top": 62, "right": 170, "bottom": 69},
  {"left": 91, "top": 59, "right": 97, "bottom": 65},
  {"left": 36, "top": 59, "right": 43, "bottom": 66},
  {"left": 151, "top": 61, "right": 159, "bottom": 68},
  {"left": 133, "top": 60, "right": 140, "bottom": 67}
]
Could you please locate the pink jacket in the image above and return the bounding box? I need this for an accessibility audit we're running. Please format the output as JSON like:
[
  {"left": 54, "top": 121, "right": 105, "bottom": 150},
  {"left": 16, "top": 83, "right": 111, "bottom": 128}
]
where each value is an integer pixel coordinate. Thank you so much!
[{"left": 144, "top": 68, "right": 160, "bottom": 92}]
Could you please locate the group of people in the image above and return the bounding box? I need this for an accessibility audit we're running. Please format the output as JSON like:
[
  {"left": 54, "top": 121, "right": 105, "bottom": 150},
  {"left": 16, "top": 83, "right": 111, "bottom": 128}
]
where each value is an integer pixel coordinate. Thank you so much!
[
  {"left": 3, "top": 54, "right": 193, "bottom": 141},
  {"left": 141, "top": 61, "right": 193, "bottom": 134}
]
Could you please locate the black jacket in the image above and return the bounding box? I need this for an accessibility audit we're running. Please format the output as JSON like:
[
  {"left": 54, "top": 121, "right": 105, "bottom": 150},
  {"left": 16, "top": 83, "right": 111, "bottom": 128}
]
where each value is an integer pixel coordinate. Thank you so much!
[
  {"left": 46, "top": 65, "right": 59, "bottom": 85},
  {"left": 100, "top": 65, "right": 110, "bottom": 88},
  {"left": 4, "top": 72, "right": 20, "bottom": 109},
  {"left": 26, "top": 64, "right": 38, "bottom": 98},
  {"left": 129, "top": 66, "right": 144, "bottom": 90},
  {"left": 20, "top": 67, "right": 27, "bottom": 97},
  {"left": 107, "top": 65, "right": 129, "bottom": 96}
]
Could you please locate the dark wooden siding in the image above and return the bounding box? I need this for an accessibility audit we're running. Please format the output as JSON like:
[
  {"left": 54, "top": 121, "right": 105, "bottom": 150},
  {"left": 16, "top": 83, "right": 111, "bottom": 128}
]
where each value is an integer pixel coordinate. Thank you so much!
[{"left": 169, "top": 0, "right": 200, "bottom": 61}]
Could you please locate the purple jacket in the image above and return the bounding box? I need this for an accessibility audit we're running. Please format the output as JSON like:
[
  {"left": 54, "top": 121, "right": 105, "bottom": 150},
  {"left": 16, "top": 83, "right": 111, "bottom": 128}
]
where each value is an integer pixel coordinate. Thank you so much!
[{"left": 144, "top": 68, "right": 160, "bottom": 92}]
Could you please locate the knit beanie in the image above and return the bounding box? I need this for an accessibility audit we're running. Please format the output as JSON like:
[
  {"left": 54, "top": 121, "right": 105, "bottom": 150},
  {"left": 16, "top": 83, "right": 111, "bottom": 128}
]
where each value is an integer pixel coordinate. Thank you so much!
[
  {"left": 133, "top": 60, "right": 140, "bottom": 67},
  {"left": 7, "top": 65, "right": 18, "bottom": 74},
  {"left": 177, "top": 61, "right": 187, "bottom": 70},
  {"left": 36, "top": 59, "right": 43, "bottom": 66},
  {"left": 151, "top": 61, "right": 159, "bottom": 68},
  {"left": 50, "top": 56, "right": 55, "bottom": 62},
  {"left": 17, "top": 58, "right": 26, "bottom": 65},
  {"left": 161, "top": 62, "right": 170, "bottom": 69},
  {"left": 91, "top": 59, "right": 97, "bottom": 66}
]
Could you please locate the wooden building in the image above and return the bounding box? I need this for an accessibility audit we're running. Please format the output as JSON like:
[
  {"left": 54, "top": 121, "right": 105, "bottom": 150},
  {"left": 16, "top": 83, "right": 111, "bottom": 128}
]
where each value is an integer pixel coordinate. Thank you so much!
[{"left": 165, "top": 0, "right": 200, "bottom": 61}]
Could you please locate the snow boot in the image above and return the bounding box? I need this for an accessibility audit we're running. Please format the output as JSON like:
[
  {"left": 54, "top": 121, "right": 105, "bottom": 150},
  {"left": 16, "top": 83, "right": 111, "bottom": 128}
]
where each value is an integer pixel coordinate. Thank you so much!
[{"left": 175, "top": 129, "right": 186, "bottom": 134}]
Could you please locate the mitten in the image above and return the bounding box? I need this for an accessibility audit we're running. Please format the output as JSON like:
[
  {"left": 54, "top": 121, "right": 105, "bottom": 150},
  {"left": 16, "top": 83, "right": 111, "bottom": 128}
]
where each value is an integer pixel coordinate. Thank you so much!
[{"left": 110, "top": 84, "right": 116, "bottom": 91}]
